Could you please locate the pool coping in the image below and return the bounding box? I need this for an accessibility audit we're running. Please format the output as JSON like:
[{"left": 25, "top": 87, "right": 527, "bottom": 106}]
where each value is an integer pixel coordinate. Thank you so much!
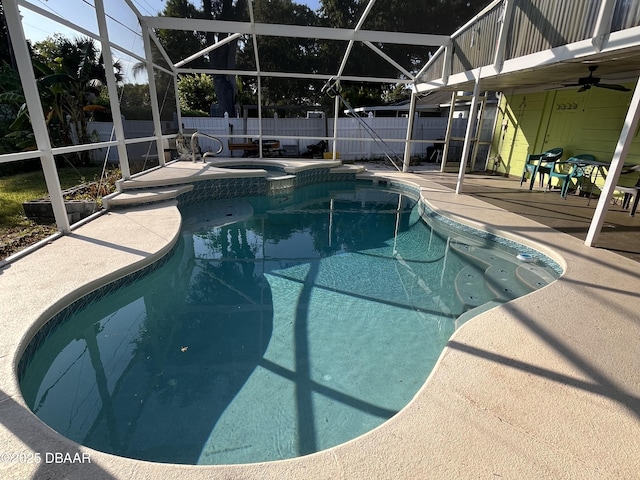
[{"left": 1, "top": 167, "right": 639, "bottom": 479}]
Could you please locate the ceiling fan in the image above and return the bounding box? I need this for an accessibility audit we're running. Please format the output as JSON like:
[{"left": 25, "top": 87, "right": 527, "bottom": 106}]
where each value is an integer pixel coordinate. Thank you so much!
[{"left": 563, "top": 66, "right": 631, "bottom": 92}]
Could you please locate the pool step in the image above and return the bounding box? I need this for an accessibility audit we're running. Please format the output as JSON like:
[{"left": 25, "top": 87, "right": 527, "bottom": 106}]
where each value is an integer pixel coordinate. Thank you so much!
[
  {"left": 102, "top": 184, "right": 193, "bottom": 209},
  {"left": 395, "top": 253, "right": 454, "bottom": 316},
  {"left": 485, "top": 261, "right": 535, "bottom": 301},
  {"left": 451, "top": 242, "right": 554, "bottom": 311},
  {"left": 516, "top": 263, "right": 557, "bottom": 290},
  {"left": 455, "top": 264, "right": 496, "bottom": 309}
]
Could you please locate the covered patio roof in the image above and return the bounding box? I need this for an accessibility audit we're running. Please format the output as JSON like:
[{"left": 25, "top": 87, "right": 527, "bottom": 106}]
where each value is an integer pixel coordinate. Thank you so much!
[
  {"left": 416, "top": 29, "right": 640, "bottom": 96},
  {"left": 415, "top": 0, "right": 640, "bottom": 95},
  {"left": 415, "top": 0, "right": 640, "bottom": 248}
]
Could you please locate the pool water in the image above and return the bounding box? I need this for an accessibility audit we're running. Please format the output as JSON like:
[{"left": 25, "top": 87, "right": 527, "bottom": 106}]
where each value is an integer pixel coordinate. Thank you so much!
[
  {"left": 19, "top": 181, "right": 559, "bottom": 465},
  {"left": 215, "top": 163, "right": 286, "bottom": 172}
]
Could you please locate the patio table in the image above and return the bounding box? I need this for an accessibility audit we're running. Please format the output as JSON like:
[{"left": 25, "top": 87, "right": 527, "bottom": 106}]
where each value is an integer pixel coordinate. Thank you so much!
[{"left": 567, "top": 158, "right": 633, "bottom": 204}]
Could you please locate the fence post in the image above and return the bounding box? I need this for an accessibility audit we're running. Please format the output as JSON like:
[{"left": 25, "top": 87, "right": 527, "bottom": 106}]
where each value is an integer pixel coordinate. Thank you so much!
[{"left": 366, "top": 112, "right": 374, "bottom": 159}]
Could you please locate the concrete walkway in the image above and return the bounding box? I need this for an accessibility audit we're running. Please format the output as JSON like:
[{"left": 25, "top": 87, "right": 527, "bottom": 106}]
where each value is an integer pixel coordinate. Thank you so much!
[{"left": 1, "top": 165, "right": 639, "bottom": 479}]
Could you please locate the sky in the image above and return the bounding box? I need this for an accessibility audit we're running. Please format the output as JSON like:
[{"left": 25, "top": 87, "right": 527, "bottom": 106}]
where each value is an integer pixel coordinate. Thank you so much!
[{"left": 19, "top": 0, "right": 321, "bottom": 82}]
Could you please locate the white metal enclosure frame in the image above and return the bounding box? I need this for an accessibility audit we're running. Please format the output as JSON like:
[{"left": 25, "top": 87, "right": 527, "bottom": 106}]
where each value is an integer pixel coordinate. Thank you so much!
[
  {"left": 4, "top": 0, "right": 640, "bottom": 248},
  {"left": 1, "top": 0, "right": 448, "bottom": 237}
]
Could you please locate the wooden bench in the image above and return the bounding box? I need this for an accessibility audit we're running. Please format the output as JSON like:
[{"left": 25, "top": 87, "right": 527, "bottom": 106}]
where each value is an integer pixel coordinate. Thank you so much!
[
  {"left": 228, "top": 140, "right": 281, "bottom": 157},
  {"left": 228, "top": 140, "right": 258, "bottom": 157}
]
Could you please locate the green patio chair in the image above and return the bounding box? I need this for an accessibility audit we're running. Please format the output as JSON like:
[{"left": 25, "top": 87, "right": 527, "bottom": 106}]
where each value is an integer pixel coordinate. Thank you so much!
[
  {"left": 547, "top": 154, "right": 594, "bottom": 198},
  {"left": 520, "top": 147, "right": 563, "bottom": 190}
]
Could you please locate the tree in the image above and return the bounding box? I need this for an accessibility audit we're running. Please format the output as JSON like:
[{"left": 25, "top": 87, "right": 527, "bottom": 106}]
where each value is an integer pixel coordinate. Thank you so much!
[
  {"left": 129, "top": 0, "right": 205, "bottom": 121},
  {"left": 317, "top": 0, "right": 490, "bottom": 111},
  {"left": 97, "top": 83, "right": 153, "bottom": 120},
  {"left": 201, "top": 0, "right": 248, "bottom": 117},
  {"left": 426, "top": 0, "right": 491, "bottom": 35},
  {"left": 153, "top": 0, "right": 492, "bottom": 116},
  {"left": 0, "top": 61, "right": 35, "bottom": 155},
  {"left": 31, "top": 35, "right": 123, "bottom": 165},
  {"left": 178, "top": 73, "right": 215, "bottom": 113},
  {"left": 0, "top": 3, "right": 17, "bottom": 69},
  {"left": 156, "top": 0, "right": 205, "bottom": 69},
  {"left": 237, "top": 0, "right": 321, "bottom": 111},
  {"left": 153, "top": 0, "right": 247, "bottom": 117},
  {"left": 382, "top": 83, "right": 411, "bottom": 104}
]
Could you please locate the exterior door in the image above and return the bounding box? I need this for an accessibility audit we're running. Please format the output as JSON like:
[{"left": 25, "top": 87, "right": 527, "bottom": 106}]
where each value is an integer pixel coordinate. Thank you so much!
[{"left": 540, "top": 90, "right": 581, "bottom": 153}]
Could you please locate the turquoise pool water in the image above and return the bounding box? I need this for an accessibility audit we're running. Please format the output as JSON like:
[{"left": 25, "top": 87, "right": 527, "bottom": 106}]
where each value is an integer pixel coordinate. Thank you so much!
[{"left": 19, "top": 181, "right": 559, "bottom": 465}]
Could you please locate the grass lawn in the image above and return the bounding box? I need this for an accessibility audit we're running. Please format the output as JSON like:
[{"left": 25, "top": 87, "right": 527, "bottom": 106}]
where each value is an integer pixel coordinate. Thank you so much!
[
  {"left": 0, "top": 166, "right": 105, "bottom": 259},
  {"left": 0, "top": 166, "right": 103, "bottom": 228}
]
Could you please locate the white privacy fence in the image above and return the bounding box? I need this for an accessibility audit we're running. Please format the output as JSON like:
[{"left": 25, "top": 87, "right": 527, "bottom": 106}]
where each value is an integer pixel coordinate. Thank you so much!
[
  {"left": 88, "top": 113, "right": 493, "bottom": 163},
  {"left": 88, "top": 120, "right": 174, "bottom": 163},
  {"left": 181, "top": 116, "right": 464, "bottom": 160}
]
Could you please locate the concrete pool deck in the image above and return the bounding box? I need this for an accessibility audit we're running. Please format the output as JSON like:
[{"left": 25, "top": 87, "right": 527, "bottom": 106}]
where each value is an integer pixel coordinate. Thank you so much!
[{"left": 1, "top": 161, "right": 639, "bottom": 479}]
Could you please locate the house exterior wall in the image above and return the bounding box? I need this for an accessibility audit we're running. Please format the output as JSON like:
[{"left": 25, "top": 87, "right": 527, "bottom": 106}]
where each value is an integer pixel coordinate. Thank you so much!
[{"left": 493, "top": 85, "right": 640, "bottom": 186}]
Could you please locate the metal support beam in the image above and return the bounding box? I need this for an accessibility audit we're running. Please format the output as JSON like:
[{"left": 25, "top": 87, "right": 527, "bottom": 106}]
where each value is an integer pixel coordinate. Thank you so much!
[
  {"left": 174, "top": 33, "right": 243, "bottom": 68},
  {"left": 585, "top": 75, "right": 640, "bottom": 246},
  {"left": 456, "top": 72, "right": 482, "bottom": 194},
  {"left": 470, "top": 96, "right": 487, "bottom": 171},
  {"left": 414, "top": 44, "right": 445, "bottom": 83},
  {"left": 332, "top": 95, "right": 340, "bottom": 159},
  {"left": 123, "top": 0, "right": 177, "bottom": 76},
  {"left": 142, "top": 16, "right": 447, "bottom": 47},
  {"left": 20, "top": 0, "right": 149, "bottom": 69},
  {"left": 494, "top": 0, "right": 515, "bottom": 72},
  {"left": 402, "top": 91, "right": 418, "bottom": 172},
  {"left": 363, "top": 41, "right": 414, "bottom": 81},
  {"left": 248, "top": 0, "right": 264, "bottom": 157},
  {"left": 95, "top": 0, "right": 131, "bottom": 179},
  {"left": 592, "top": 0, "right": 617, "bottom": 51},
  {"left": 142, "top": 25, "right": 167, "bottom": 167},
  {"left": 336, "top": 0, "right": 377, "bottom": 79},
  {"left": 440, "top": 91, "right": 458, "bottom": 173},
  {"left": 174, "top": 75, "right": 183, "bottom": 135},
  {"left": 176, "top": 68, "right": 412, "bottom": 85},
  {"left": 4, "top": 0, "right": 70, "bottom": 233},
  {"left": 442, "top": 45, "right": 453, "bottom": 86},
  {"left": 257, "top": 76, "right": 264, "bottom": 157}
]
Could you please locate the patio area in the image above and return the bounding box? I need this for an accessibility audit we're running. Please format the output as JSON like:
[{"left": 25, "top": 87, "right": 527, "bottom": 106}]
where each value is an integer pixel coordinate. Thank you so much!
[
  {"left": 360, "top": 160, "right": 640, "bottom": 263},
  {"left": 426, "top": 170, "right": 640, "bottom": 263}
]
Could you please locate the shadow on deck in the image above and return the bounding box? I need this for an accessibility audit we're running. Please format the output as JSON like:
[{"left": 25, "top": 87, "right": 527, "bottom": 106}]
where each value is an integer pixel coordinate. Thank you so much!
[{"left": 430, "top": 172, "right": 640, "bottom": 263}]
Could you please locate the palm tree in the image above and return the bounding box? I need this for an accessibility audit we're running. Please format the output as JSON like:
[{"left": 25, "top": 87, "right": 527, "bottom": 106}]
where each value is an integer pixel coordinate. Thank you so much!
[{"left": 30, "top": 35, "right": 123, "bottom": 165}]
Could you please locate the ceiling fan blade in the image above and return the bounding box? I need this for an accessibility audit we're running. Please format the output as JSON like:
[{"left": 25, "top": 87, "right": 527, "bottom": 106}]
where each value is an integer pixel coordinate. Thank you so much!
[
  {"left": 596, "top": 83, "right": 631, "bottom": 92},
  {"left": 559, "top": 67, "right": 629, "bottom": 93}
]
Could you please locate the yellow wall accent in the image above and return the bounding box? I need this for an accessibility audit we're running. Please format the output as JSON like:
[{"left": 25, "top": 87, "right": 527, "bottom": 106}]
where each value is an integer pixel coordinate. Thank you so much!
[{"left": 493, "top": 84, "right": 639, "bottom": 191}]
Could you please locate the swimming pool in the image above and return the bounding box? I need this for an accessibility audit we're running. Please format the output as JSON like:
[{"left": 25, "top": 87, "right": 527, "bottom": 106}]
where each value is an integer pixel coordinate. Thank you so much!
[{"left": 19, "top": 181, "right": 560, "bottom": 465}]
